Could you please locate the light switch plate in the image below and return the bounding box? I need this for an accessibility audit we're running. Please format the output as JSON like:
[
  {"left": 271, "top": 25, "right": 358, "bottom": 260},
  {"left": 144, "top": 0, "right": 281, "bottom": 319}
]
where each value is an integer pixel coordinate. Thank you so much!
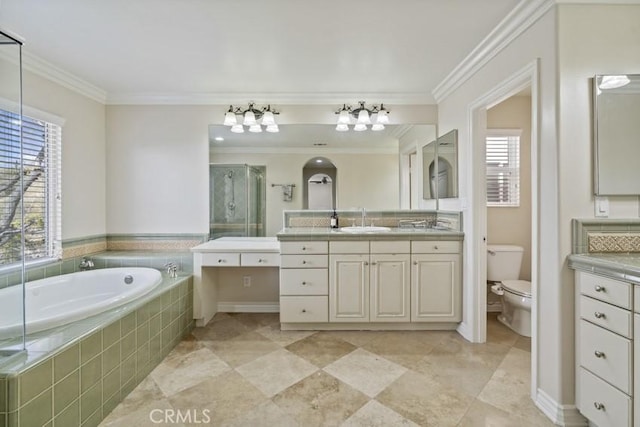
[{"left": 595, "top": 196, "right": 609, "bottom": 217}]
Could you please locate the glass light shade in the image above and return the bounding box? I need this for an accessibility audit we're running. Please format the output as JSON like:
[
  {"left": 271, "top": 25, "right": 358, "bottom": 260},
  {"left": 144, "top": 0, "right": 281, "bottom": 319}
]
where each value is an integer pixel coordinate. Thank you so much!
[
  {"left": 336, "top": 123, "right": 349, "bottom": 132},
  {"left": 354, "top": 123, "right": 367, "bottom": 131},
  {"left": 230, "top": 124, "right": 244, "bottom": 133},
  {"left": 376, "top": 109, "right": 389, "bottom": 124},
  {"left": 249, "top": 124, "right": 262, "bottom": 133},
  {"left": 262, "top": 110, "right": 276, "bottom": 126},
  {"left": 599, "top": 75, "right": 630, "bottom": 90},
  {"left": 266, "top": 124, "right": 279, "bottom": 133},
  {"left": 371, "top": 123, "right": 385, "bottom": 131},
  {"left": 223, "top": 111, "right": 237, "bottom": 126},
  {"left": 337, "top": 109, "right": 351, "bottom": 125},
  {"left": 243, "top": 110, "right": 257, "bottom": 126},
  {"left": 357, "top": 109, "right": 371, "bottom": 125}
]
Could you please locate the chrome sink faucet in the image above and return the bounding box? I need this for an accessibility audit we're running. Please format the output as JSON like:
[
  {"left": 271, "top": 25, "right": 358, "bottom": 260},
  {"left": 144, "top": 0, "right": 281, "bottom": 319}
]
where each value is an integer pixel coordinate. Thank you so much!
[{"left": 79, "top": 257, "right": 94, "bottom": 271}]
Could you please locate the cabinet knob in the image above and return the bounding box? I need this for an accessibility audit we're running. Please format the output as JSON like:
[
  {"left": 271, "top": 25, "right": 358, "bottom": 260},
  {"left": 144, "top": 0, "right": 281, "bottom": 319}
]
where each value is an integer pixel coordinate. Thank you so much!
[
  {"left": 218, "top": 259, "right": 225, "bottom": 263},
  {"left": 302, "top": 281, "right": 307, "bottom": 286},
  {"left": 594, "top": 350, "right": 605, "bottom": 358},
  {"left": 595, "top": 285, "right": 606, "bottom": 292},
  {"left": 594, "top": 402, "right": 605, "bottom": 411},
  {"left": 371, "top": 262, "right": 377, "bottom": 265},
  {"left": 258, "top": 258, "right": 265, "bottom": 263},
  {"left": 364, "top": 261, "right": 369, "bottom": 266},
  {"left": 594, "top": 312, "right": 605, "bottom": 319},
  {"left": 301, "top": 309, "right": 307, "bottom": 313},
  {"left": 302, "top": 260, "right": 307, "bottom": 265},
  {"left": 434, "top": 245, "right": 439, "bottom": 250},
  {"left": 302, "top": 246, "right": 307, "bottom": 251},
  {"left": 413, "top": 261, "right": 418, "bottom": 265}
]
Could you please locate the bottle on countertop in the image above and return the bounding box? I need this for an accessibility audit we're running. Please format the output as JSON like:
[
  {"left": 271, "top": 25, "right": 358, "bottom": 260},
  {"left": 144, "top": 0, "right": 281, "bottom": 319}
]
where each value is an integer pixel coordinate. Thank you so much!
[{"left": 330, "top": 209, "right": 339, "bottom": 229}]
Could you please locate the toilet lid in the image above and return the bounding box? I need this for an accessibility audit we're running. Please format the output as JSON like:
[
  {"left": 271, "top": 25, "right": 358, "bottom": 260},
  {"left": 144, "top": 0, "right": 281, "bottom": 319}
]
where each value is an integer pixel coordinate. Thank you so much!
[{"left": 501, "top": 280, "right": 531, "bottom": 297}]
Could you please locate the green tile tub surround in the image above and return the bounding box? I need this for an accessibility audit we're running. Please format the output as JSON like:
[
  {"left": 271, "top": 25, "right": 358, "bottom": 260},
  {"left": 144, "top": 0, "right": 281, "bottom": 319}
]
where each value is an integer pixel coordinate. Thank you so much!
[
  {"left": 572, "top": 219, "right": 640, "bottom": 253},
  {"left": 0, "top": 276, "right": 193, "bottom": 426}
]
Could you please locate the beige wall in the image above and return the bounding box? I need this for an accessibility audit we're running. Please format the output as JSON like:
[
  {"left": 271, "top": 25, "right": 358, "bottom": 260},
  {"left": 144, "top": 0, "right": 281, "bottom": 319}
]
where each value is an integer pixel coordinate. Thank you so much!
[
  {"left": 0, "top": 57, "right": 107, "bottom": 240},
  {"left": 487, "top": 96, "right": 532, "bottom": 280},
  {"left": 210, "top": 151, "right": 399, "bottom": 236}
]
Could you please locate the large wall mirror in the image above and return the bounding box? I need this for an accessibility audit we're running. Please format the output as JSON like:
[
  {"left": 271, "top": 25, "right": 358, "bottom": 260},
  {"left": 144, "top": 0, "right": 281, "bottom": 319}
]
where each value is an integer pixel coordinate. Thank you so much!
[
  {"left": 422, "top": 129, "right": 458, "bottom": 200},
  {"left": 593, "top": 74, "right": 640, "bottom": 195}
]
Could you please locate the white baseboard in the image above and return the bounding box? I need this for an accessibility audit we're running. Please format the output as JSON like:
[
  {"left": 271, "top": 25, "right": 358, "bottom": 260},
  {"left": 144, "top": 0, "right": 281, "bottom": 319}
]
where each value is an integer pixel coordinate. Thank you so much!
[
  {"left": 456, "top": 321, "right": 473, "bottom": 342},
  {"left": 217, "top": 301, "right": 280, "bottom": 313},
  {"left": 536, "top": 388, "right": 587, "bottom": 426}
]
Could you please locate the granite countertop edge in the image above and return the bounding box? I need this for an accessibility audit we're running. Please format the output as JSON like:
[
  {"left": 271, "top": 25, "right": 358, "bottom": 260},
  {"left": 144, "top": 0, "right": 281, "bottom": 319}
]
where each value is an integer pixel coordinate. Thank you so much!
[
  {"left": 568, "top": 253, "right": 640, "bottom": 285},
  {"left": 277, "top": 227, "right": 464, "bottom": 241}
]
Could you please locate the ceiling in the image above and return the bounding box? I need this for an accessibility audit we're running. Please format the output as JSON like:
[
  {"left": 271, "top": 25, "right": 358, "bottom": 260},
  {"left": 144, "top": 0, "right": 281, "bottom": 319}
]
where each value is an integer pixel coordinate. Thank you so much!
[{"left": 0, "top": 0, "right": 521, "bottom": 104}]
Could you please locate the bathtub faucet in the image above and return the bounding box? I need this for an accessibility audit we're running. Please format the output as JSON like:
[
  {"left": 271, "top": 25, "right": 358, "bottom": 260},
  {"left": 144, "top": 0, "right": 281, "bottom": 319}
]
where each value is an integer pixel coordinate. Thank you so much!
[
  {"left": 79, "top": 257, "right": 94, "bottom": 271},
  {"left": 165, "top": 262, "right": 178, "bottom": 278}
]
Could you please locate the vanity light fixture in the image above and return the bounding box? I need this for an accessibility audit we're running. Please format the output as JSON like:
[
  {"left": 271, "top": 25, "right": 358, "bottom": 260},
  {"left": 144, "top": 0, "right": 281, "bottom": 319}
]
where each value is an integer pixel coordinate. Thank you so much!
[
  {"left": 599, "top": 75, "right": 630, "bottom": 90},
  {"left": 224, "top": 103, "right": 280, "bottom": 133},
  {"left": 335, "top": 102, "right": 390, "bottom": 132}
]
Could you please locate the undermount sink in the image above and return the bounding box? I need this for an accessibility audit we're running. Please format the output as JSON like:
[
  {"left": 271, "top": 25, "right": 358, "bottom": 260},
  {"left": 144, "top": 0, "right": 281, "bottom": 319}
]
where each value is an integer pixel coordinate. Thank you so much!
[{"left": 340, "top": 226, "right": 391, "bottom": 233}]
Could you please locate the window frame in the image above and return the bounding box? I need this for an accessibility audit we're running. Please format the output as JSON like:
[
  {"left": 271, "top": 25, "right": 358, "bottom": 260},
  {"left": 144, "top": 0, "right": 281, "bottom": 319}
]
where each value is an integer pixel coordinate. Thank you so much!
[
  {"left": 486, "top": 129, "right": 522, "bottom": 208},
  {"left": 0, "top": 99, "right": 64, "bottom": 272}
]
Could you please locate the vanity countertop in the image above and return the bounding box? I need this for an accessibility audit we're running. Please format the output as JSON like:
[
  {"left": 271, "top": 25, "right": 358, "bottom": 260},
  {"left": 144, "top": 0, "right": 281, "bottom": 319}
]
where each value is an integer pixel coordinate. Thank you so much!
[
  {"left": 568, "top": 253, "right": 640, "bottom": 285},
  {"left": 277, "top": 227, "right": 464, "bottom": 241},
  {"left": 191, "top": 237, "right": 280, "bottom": 253}
]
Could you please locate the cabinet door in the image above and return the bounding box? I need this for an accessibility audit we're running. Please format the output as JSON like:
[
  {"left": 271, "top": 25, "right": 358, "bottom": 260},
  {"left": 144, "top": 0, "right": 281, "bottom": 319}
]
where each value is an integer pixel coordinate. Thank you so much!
[
  {"left": 329, "top": 254, "right": 369, "bottom": 322},
  {"left": 635, "top": 314, "right": 640, "bottom": 427},
  {"left": 370, "top": 254, "right": 410, "bottom": 322},
  {"left": 411, "top": 253, "right": 461, "bottom": 322}
]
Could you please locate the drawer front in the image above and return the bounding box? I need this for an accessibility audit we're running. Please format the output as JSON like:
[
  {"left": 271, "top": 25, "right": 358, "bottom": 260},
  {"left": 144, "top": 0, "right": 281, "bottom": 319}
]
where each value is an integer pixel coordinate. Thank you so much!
[
  {"left": 280, "top": 241, "right": 328, "bottom": 255},
  {"left": 280, "top": 269, "right": 328, "bottom": 295},
  {"left": 580, "top": 295, "right": 632, "bottom": 338},
  {"left": 280, "top": 254, "right": 328, "bottom": 269},
  {"left": 241, "top": 252, "right": 280, "bottom": 267},
  {"left": 330, "top": 241, "right": 370, "bottom": 254},
  {"left": 370, "top": 240, "right": 410, "bottom": 254},
  {"left": 578, "top": 368, "right": 631, "bottom": 427},
  {"left": 579, "top": 320, "right": 631, "bottom": 394},
  {"left": 280, "top": 296, "right": 328, "bottom": 323},
  {"left": 579, "top": 272, "right": 631, "bottom": 309},
  {"left": 411, "top": 241, "right": 461, "bottom": 254},
  {"left": 201, "top": 252, "right": 240, "bottom": 267},
  {"left": 634, "top": 288, "right": 640, "bottom": 314}
]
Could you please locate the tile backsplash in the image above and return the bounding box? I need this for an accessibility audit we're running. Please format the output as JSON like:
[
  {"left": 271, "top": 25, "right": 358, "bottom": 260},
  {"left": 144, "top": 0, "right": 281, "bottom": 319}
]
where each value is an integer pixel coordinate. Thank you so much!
[{"left": 572, "top": 219, "right": 640, "bottom": 253}]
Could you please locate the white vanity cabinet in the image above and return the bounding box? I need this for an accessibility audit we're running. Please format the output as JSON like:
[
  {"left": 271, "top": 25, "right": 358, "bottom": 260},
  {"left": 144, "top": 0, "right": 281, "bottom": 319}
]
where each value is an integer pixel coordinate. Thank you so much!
[
  {"left": 575, "top": 270, "right": 633, "bottom": 427},
  {"left": 329, "top": 240, "right": 411, "bottom": 323},
  {"left": 411, "top": 241, "right": 462, "bottom": 322},
  {"left": 279, "top": 241, "right": 329, "bottom": 323}
]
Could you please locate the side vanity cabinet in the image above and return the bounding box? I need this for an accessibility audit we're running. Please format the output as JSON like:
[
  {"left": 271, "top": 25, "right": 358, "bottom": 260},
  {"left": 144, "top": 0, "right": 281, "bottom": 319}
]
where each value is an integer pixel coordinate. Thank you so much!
[{"left": 575, "top": 271, "right": 634, "bottom": 427}]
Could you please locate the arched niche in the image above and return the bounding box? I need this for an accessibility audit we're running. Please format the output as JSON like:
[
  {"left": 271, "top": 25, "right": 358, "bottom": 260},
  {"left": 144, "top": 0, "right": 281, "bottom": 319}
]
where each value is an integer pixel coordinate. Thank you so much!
[{"left": 302, "top": 157, "right": 337, "bottom": 209}]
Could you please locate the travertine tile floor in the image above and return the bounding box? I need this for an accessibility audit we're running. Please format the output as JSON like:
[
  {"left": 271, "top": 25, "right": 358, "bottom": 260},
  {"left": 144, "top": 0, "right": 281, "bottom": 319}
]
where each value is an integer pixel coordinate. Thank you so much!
[{"left": 100, "top": 313, "right": 553, "bottom": 426}]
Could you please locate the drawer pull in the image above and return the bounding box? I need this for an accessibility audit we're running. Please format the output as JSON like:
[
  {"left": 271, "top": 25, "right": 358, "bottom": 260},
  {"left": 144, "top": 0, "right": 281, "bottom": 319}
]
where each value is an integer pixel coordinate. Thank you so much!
[
  {"left": 594, "top": 350, "right": 606, "bottom": 358},
  {"left": 258, "top": 259, "right": 265, "bottom": 263},
  {"left": 302, "top": 260, "right": 307, "bottom": 265},
  {"left": 594, "top": 402, "right": 605, "bottom": 411},
  {"left": 594, "top": 285, "right": 606, "bottom": 292},
  {"left": 364, "top": 261, "right": 369, "bottom": 266},
  {"left": 594, "top": 312, "right": 606, "bottom": 319},
  {"left": 218, "top": 259, "right": 225, "bottom": 263},
  {"left": 302, "top": 246, "right": 307, "bottom": 251},
  {"left": 371, "top": 262, "right": 377, "bottom": 265},
  {"left": 434, "top": 245, "right": 439, "bottom": 250}
]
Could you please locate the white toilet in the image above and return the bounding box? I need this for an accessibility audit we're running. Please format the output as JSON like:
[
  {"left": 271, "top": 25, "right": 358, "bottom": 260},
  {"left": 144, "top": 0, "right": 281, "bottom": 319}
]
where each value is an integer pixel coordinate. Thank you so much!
[{"left": 487, "top": 244, "right": 531, "bottom": 337}]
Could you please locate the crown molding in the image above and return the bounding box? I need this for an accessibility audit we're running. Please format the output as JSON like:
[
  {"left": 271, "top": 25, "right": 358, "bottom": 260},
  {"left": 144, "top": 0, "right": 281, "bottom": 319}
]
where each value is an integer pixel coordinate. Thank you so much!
[
  {"left": 432, "top": 0, "right": 555, "bottom": 103},
  {"left": 209, "top": 145, "right": 399, "bottom": 155},
  {"left": 21, "top": 51, "right": 107, "bottom": 104},
  {"left": 106, "top": 91, "right": 434, "bottom": 106}
]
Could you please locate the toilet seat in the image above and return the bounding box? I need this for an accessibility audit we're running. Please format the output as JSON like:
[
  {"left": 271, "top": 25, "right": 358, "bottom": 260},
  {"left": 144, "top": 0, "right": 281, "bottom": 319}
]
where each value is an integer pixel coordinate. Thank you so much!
[{"left": 501, "top": 280, "right": 531, "bottom": 298}]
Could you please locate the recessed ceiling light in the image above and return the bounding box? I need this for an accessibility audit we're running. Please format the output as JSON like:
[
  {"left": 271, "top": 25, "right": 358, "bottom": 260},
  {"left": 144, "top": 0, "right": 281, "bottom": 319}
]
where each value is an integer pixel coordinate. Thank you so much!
[{"left": 214, "top": 137, "right": 224, "bottom": 142}]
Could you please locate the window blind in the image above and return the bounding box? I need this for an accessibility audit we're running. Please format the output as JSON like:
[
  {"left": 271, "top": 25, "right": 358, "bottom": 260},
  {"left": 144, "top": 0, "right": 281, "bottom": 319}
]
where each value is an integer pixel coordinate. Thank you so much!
[
  {"left": 486, "top": 134, "right": 520, "bottom": 207},
  {"left": 0, "top": 108, "right": 62, "bottom": 266}
]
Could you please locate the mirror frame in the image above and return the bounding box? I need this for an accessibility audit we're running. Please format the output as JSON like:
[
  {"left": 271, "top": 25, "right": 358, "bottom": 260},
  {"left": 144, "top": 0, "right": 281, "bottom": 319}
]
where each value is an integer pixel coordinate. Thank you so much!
[
  {"left": 422, "top": 129, "right": 458, "bottom": 202},
  {"left": 593, "top": 74, "right": 640, "bottom": 195}
]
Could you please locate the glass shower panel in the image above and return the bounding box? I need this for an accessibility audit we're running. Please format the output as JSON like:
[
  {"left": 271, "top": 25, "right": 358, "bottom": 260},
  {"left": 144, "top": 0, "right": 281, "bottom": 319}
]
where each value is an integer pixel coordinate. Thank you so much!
[
  {"left": 0, "top": 31, "right": 26, "bottom": 356},
  {"left": 209, "top": 164, "right": 265, "bottom": 239}
]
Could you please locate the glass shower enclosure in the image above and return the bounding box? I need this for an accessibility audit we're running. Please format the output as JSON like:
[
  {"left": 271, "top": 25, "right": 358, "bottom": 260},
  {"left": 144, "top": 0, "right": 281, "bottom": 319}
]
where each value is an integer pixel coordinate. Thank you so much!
[
  {"left": 209, "top": 164, "right": 266, "bottom": 239},
  {"left": 0, "top": 30, "right": 26, "bottom": 358}
]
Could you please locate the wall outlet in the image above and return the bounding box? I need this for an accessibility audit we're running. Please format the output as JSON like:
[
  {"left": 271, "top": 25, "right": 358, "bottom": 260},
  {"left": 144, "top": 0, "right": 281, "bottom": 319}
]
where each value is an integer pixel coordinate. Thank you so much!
[{"left": 243, "top": 276, "right": 251, "bottom": 287}]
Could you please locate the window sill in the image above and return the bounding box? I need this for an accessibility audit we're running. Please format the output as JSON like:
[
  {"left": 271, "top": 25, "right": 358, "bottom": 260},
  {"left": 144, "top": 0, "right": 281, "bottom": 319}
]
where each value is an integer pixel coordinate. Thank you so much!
[{"left": 0, "top": 257, "right": 62, "bottom": 276}]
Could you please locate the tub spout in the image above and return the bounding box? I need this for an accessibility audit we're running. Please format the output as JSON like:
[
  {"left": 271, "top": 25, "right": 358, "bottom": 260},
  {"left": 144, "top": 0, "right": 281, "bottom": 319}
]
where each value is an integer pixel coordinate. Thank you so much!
[
  {"left": 165, "top": 262, "right": 178, "bottom": 278},
  {"left": 79, "top": 257, "right": 94, "bottom": 271}
]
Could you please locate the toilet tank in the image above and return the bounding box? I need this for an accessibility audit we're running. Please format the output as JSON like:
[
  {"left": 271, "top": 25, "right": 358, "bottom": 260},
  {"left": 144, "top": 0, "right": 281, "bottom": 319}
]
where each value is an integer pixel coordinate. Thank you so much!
[{"left": 487, "top": 245, "right": 524, "bottom": 282}]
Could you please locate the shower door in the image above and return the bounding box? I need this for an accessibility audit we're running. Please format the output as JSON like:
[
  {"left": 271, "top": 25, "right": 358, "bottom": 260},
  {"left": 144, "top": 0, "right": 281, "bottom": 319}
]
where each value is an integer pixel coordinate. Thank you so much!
[{"left": 209, "top": 164, "right": 265, "bottom": 239}]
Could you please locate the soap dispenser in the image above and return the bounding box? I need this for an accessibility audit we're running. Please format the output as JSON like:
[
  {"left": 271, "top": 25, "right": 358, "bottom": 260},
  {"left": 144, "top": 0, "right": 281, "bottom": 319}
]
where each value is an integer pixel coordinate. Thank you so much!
[{"left": 330, "top": 210, "right": 339, "bottom": 229}]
